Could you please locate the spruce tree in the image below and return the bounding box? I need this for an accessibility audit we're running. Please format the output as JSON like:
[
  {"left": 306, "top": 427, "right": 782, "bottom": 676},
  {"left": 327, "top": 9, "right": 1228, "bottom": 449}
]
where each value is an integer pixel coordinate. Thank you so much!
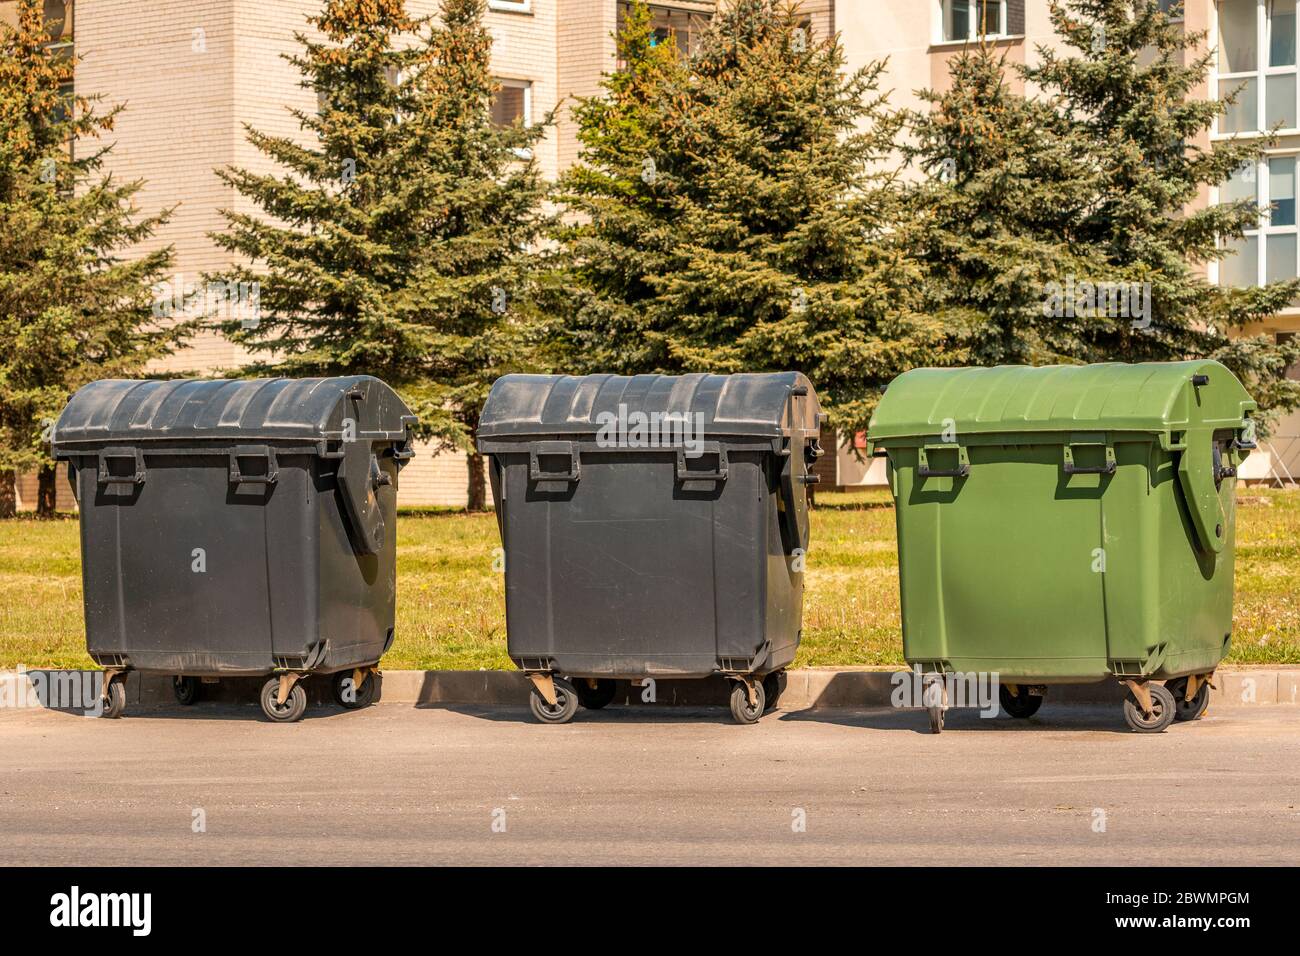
[
  {"left": 211, "top": 0, "right": 549, "bottom": 510},
  {"left": 1026, "top": 0, "right": 1300, "bottom": 417},
  {"left": 905, "top": 46, "right": 1102, "bottom": 366},
  {"left": 912, "top": 0, "right": 1300, "bottom": 420},
  {"left": 0, "top": 0, "right": 190, "bottom": 516},
  {"left": 549, "top": 0, "right": 946, "bottom": 436}
]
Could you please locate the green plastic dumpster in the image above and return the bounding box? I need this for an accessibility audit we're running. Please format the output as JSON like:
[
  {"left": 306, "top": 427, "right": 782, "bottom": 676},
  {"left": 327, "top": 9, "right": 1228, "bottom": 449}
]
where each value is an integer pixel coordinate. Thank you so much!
[{"left": 867, "top": 361, "right": 1257, "bottom": 734}]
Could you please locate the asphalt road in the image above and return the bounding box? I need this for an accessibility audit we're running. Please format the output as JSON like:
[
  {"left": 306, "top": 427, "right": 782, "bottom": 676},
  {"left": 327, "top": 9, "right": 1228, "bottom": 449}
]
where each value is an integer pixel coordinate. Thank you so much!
[{"left": 1, "top": 702, "right": 1297, "bottom": 865}]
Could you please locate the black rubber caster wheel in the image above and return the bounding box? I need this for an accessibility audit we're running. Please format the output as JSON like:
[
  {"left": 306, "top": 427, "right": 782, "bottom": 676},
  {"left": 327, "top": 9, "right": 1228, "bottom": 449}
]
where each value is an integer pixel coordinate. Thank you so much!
[
  {"left": 332, "top": 670, "right": 379, "bottom": 709},
  {"left": 927, "top": 705, "right": 944, "bottom": 734},
  {"left": 260, "top": 678, "right": 308, "bottom": 723},
  {"left": 762, "top": 671, "right": 786, "bottom": 712},
  {"left": 172, "top": 676, "right": 201, "bottom": 706},
  {"left": 729, "top": 680, "right": 765, "bottom": 725},
  {"left": 529, "top": 677, "right": 579, "bottom": 724},
  {"left": 924, "top": 677, "right": 946, "bottom": 734},
  {"left": 1123, "top": 683, "right": 1175, "bottom": 733},
  {"left": 101, "top": 678, "right": 126, "bottom": 719},
  {"left": 1165, "top": 677, "right": 1210, "bottom": 722},
  {"left": 574, "top": 678, "right": 617, "bottom": 710},
  {"left": 999, "top": 684, "right": 1043, "bottom": 719}
]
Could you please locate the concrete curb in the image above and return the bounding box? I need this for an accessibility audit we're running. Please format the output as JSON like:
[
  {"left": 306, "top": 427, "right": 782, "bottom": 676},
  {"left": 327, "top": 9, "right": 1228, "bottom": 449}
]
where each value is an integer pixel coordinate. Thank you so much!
[{"left": 4, "top": 667, "right": 1296, "bottom": 713}]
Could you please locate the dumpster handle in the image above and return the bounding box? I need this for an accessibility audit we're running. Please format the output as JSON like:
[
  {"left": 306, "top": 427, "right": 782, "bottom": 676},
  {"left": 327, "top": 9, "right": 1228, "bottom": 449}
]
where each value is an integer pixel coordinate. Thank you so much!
[
  {"left": 97, "top": 448, "right": 146, "bottom": 487},
  {"left": 1063, "top": 442, "right": 1116, "bottom": 475},
  {"left": 228, "top": 446, "right": 280, "bottom": 485},
  {"left": 676, "top": 448, "right": 728, "bottom": 482},
  {"left": 917, "top": 444, "right": 969, "bottom": 478},
  {"left": 529, "top": 442, "right": 580, "bottom": 482}
]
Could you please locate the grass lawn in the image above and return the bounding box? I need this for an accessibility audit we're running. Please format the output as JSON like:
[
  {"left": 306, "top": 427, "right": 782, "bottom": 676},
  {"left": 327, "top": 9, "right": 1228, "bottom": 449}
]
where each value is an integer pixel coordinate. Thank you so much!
[{"left": 2, "top": 488, "right": 1297, "bottom": 670}]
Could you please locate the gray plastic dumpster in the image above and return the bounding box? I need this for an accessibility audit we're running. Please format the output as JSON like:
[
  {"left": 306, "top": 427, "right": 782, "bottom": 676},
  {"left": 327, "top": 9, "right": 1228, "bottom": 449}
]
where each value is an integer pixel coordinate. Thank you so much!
[
  {"left": 52, "top": 376, "right": 417, "bottom": 722},
  {"left": 477, "top": 372, "right": 824, "bottom": 725}
]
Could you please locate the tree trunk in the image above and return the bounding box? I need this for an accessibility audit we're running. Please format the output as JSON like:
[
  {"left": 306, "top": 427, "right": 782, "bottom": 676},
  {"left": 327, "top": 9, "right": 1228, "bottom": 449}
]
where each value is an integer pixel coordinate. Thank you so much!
[
  {"left": 466, "top": 446, "right": 488, "bottom": 512},
  {"left": 0, "top": 469, "right": 15, "bottom": 518},
  {"left": 36, "top": 463, "right": 57, "bottom": 518}
]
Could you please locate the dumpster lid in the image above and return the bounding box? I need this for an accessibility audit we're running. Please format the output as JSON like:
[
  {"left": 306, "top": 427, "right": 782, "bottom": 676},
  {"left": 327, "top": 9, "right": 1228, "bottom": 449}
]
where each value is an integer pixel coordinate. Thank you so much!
[
  {"left": 866, "top": 361, "right": 1256, "bottom": 443},
  {"left": 52, "top": 376, "right": 417, "bottom": 448},
  {"left": 477, "top": 373, "right": 822, "bottom": 443}
]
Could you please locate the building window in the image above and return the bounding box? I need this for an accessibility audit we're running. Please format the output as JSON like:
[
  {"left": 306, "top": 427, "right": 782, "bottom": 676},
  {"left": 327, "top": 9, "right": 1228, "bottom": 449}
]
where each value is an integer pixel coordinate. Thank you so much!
[
  {"left": 618, "top": 3, "right": 709, "bottom": 59},
  {"left": 1277, "top": 331, "right": 1300, "bottom": 378},
  {"left": 940, "top": 0, "right": 1007, "bottom": 43},
  {"left": 490, "top": 78, "right": 531, "bottom": 128},
  {"left": 44, "top": 0, "right": 73, "bottom": 43},
  {"left": 1219, "top": 154, "right": 1299, "bottom": 287},
  {"left": 1217, "top": 0, "right": 1298, "bottom": 134},
  {"left": 488, "top": 0, "right": 531, "bottom": 13}
]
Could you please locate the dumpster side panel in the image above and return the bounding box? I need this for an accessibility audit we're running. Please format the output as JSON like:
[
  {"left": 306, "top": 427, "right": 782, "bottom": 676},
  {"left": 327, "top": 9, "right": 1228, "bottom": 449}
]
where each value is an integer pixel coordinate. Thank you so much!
[
  {"left": 500, "top": 449, "right": 765, "bottom": 678},
  {"left": 894, "top": 441, "right": 1112, "bottom": 682},
  {"left": 83, "top": 453, "right": 285, "bottom": 674}
]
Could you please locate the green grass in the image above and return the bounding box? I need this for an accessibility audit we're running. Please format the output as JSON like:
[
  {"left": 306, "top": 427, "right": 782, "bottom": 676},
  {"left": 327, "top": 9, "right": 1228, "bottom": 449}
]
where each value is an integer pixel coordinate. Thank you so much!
[{"left": 2, "top": 488, "right": 1298, "bottom": 670}]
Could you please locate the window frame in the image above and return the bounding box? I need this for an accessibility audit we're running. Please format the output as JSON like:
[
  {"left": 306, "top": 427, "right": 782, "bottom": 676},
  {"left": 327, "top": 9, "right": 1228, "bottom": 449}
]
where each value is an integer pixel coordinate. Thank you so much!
[
  {"left": 1215, "top": 151, "right": 1300, "bottom": 295},
  {"left": 491, "top": 77, "right": 533, "bottom": 129},
  {"left": 490, "top": 77, "right": 535, "bottom": 160},
  {"left": 935, "top": 0, "right": 1009, "bottom": 45},
  {"left": 487, "top": 0, "right": 532, "bottom": 13},
  {"left": 1213, "top": 0, "right": 1300, "bottom": 137}
]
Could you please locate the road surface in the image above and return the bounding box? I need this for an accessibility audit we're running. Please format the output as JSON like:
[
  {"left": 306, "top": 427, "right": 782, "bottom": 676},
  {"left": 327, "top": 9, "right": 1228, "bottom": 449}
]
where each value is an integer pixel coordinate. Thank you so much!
[{"left": 1, "top": 702, "right": 1297, "bottom": 865}]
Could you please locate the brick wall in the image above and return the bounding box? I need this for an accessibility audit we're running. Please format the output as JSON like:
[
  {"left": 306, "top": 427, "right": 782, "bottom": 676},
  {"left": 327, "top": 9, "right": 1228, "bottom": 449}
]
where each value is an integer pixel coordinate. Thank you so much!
[
  {"left": 557, "top": 0, "right": 618, "bottom": 172},
  {"left": 76, "top": 0, "right": 242, "bottom": 375}
]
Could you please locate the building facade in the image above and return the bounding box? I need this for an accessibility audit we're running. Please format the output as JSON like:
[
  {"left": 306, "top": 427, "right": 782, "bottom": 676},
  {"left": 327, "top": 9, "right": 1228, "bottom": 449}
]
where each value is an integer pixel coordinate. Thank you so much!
[{"left": 3, "top": 1, "right": 1297, "bottom": 508}]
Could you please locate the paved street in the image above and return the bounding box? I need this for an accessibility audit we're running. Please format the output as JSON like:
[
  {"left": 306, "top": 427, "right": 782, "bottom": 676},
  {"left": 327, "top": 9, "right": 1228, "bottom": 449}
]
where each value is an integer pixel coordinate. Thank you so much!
[{"left": 1, "top": 702, "right": 1297, "bottom": 865}]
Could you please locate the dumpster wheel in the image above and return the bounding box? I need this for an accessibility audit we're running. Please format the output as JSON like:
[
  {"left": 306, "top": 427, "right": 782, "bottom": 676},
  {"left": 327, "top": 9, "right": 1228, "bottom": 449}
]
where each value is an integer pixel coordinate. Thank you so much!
[
  {"left": 574, "top": 678, "right": 618, "bottom": 711},
  {"left": 260, "top": 674, "right": 308, "bottom": 723},
  {"left": 924, "top": 675, "right": 947, "bottom": 734},
  {"left": 1166, "top": 673, "right": 1213, "bottom": 722},
  {"left": 999, "top": 683, "right": 1044, "bottom": 719},
  {"left": 762, "top": 671, "right": 786, "bottom": 713},
  {"left": 100, "top": 670, "right": 127, "bottom": 720},
  {"left": 528, "top": 675, "right": 579, "bottom": 724},
  {"left": 332, "top": 668, "right": 381, "bottom": 709},
  {"left": 172, "top": 676, "right": 201, "bottom": 706},
  {"left": 728, "top": 678, "right": 765, "bottom": 725},
  {"left": 1121, "top": 680, "right": 1175, "bottom": 733}
]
